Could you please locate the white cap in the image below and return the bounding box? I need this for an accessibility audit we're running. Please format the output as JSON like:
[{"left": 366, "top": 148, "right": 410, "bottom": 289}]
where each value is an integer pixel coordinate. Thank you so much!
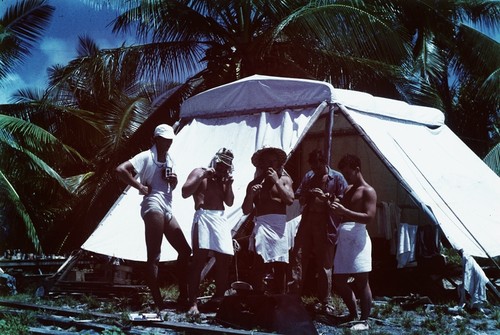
[{"left": 154, "top": 124, "right": 175, "bottom": 139}]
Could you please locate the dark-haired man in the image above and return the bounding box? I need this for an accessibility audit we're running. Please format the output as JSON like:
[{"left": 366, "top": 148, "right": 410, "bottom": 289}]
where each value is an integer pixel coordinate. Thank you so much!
[
  {"left": 330, "top": 154, "right": 377, "bottom": 330},
  {"left": 291, "top": 149, "right": 347, "bottom": 312}
]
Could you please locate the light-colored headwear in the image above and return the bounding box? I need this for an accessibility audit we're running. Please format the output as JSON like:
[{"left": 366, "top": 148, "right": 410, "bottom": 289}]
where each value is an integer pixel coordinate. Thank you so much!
[
  {"left": 251, "top": 146, "right": 287, "bottom": 167},
  {"left": 154, "top": 124, "right": 175, "bottom": 139},
  {"left": 210, "top": 148, "right": 234, "bottom": 172}
]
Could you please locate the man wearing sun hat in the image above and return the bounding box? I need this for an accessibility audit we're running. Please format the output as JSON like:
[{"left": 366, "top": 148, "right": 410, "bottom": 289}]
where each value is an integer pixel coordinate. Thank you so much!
[
  {"left": 116, "top": 124, "right": 191, "bottom": 311},
  {"left": 182, "top": 148, "right": 235, "bottom": 315},
  {"left": 242, "top": 146, "right": 294, "bottom": 294}
]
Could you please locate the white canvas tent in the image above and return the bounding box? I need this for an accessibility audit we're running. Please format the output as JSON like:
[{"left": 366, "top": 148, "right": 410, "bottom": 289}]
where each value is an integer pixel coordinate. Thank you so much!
[{"left": 81, "top": 75, "right": 500, "bottom": 299}]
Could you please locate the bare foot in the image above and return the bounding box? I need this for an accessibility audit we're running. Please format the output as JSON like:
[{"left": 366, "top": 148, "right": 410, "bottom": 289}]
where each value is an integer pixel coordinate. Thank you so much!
[{"left": 187, "top": 305, "right": 200, "bottom": 316}]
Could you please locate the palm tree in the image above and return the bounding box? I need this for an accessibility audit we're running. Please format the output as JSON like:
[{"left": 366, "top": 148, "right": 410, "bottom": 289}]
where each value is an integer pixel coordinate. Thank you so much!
[
  {"left": 39, "top": 35, "right": 181, "bottom": 250},
  {"left": 0, "top": 0, "right": 62, "bottom": 253},
  {"left": 83, "top": 0, "right": 498, "bottom": 155},
  {"left": 81, "top": 0, "right": 414, "bottom": 116},
  {"left": 390, "top": 0, "right": 499, "bottom": 156},
  {"left": 0, "top": 109, "right": 85, "bottom": 254},
  {"left": 0, "top": 0, "right": 54, "bottom": 86}
]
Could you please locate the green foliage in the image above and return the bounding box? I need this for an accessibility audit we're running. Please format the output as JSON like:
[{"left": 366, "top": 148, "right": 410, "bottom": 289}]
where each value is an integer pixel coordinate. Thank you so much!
[
  {"left": 493, "top": 307, "right": 500, "bottom": 329},
  {"left": 371, "top": 301, "right": 401, "bottom": 318},
  {"left": 80, "top": 294, "right": 101, "bottom": 309},
  {"left": 401, "top": 312, "right": 414, "bottom": 330},
  {"left": 200, "top": 279, "right": 216, "bottom": 297},
  {"left": 0, "top": 314, "right": 32, "bottom": 335},
  {"left": 329, "top": 294, "right": 347, "bottom": 311},
  {"left": 420, "top": 309, "right": 456, "bottom": 334},
  {"left": 409, "top": 330, "right": 428, "bottom": 335},
  {"left": 160, "top": 284, "right": 180, "bottom": 301},
  {"left": 476, "top": 320, "right": 488, "bottom": 331},
  {"left": 442, "top": 247, "right": 462, "bottom": 266},
  {"left": 454, "top": 317, "right": 473, "bottom": 335},
  {"left": 0, "top": 0, "right": 54, "bottom": 82},
  {"left": 101, "top": 326, "right": 127, "bottom": 335}
]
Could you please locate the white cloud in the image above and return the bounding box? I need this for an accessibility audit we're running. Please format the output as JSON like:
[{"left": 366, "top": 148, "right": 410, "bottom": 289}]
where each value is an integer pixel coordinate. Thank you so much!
[
  {"left": 0, "top": 73, "right": 27, "bottom": 104},
  {"left": 40, "top": 37, "right": 77, "bottom": 68}
]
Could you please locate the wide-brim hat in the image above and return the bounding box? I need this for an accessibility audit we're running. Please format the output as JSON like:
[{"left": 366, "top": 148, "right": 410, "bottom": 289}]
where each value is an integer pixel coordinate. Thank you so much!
[{"left": 251, "top": 146, "right": 287, "bottom": 167}]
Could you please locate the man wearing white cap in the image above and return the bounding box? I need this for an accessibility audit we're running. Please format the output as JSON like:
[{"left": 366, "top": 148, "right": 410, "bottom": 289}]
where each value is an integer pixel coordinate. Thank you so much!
[
  {"left": 116, "top": 124, "right": 191, "bottom": 311},
  {"left": 242, "top": 146, "right": 294, "bottom": 294},
  {"left": 182, "top": 148, "right": 235, "bottom": 315}
]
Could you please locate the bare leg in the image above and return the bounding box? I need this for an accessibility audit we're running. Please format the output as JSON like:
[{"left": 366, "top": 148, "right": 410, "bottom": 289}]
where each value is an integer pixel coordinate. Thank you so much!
[
  {"left": 290, "top": 224, "right": 312, "bottom": 295},
  {"left": 163, "top": 215, "right": 191, "bottom": 303},
  {"left": 273, "top": 261, "right": 287, "bottom": 294},
  {"left": 143, "top": 211, "right": 166, "bottom": 309},
  {"left": 352, "top": 272, "right": 372, "bottom": 320},
  {"left": 317, "top": 267, "right": 332, "bottom": 303},
  {"left": 251, "top": 254, "right": 265, "bottom": 292},
  {"left": 188, "top": 248, "right": 209, "bottom": 314},
  {"left": 214, "top": 252, "right": 232, "bottom": 298},
  {"left": 333, "top": 273, "right": 358, "bottom": 320},
  {"left": 317, "top": 242, "right": 335, "bottom": 304}
]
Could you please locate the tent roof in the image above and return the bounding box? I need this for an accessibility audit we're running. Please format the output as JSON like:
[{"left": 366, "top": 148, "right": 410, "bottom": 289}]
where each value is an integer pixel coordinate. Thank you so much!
[
  {"left": 181, "top": 75, "right": 445, "bottom": 127},
  {"left": 333, "top": 89, "right": 444, "bottom": 126},
  {"left": 180, "top": 75, "right": 335, "bottom": 119}
]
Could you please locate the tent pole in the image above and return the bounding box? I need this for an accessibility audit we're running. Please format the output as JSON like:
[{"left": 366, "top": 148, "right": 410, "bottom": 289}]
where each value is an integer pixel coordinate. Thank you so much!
[{"left": 324, "top": 105, "right": 335, "bottom": 165}]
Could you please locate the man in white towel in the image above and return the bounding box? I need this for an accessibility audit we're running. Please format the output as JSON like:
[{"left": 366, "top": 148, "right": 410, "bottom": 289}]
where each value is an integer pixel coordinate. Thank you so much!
[
  {"left": 330, "top": 154, "right": 377, "bottom": 330},
  {"left": 242, "top": 147, "right": 294, "bottom": 294},
  {"left": 116, "top": 124, "right": 192, "bottom": 311},
  {"left": 182, "top": 148, "right": 235, "bottom": 315}
]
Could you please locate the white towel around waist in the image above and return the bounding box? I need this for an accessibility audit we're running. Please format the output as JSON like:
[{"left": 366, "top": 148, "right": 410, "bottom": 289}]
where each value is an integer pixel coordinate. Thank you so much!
[
  {"left": 334, "top": 222, "right": 372, "bottom": 274},
  {"left": 193, "top": 209, "right": 234, "bottom": 255},
  {"left": 250, "top": 214, "right": 289, "bottom": 263}
]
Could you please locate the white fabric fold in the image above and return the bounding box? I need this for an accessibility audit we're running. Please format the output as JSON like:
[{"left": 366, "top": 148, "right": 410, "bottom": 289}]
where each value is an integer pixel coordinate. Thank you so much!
[
  {"left": 396, "top": 223, "right": 417, "bottom": 268},
  {"left": 193, "top": 209, "right": 234, "bottom": 255},
  {"left": 250, "top": 214, "right": 289, "bottom": 263},
  {"left": 461, "top": 252, "right": 488, "bottom": 307}
]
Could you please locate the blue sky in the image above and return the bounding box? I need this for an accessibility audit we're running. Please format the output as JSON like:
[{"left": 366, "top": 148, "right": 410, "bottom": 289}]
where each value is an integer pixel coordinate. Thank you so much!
[{"left": 0, "top": 0, "right": 135, "bottom": 104}]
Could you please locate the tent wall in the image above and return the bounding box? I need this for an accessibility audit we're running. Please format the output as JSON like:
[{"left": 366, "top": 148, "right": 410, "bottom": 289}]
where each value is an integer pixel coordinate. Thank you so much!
[
  {"left": 289, "top": 111, "right": 429, "bottom": 246},
  {"left": 289, "top": 99, "right": 500, "bottom": 261},
  {"left": 81, "top": 75, "right": 498, "bottom": 306},
  {"left": 82, "top": 105, "right": 326, "bottom": 262}
]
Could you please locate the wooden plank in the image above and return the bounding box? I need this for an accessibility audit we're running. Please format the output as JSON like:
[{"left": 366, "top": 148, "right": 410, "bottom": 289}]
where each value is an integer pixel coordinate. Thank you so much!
[{"left": 0, "top": 300, "right": 277, "bottom": 335}]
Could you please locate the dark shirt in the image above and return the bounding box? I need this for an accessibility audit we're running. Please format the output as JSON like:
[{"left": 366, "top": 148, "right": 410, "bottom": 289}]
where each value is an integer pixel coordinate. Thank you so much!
[{"left": 295, "top": 166, "right": 348, "bottom": 243}]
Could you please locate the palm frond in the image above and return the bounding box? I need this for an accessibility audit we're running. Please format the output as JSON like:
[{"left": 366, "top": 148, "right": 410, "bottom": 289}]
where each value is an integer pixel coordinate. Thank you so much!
[
  {"left": 0, "top": 0, "right": 54, "bottom": 81},
  {"left": 0, "top": 170, "right": 42, "bottom": 253},
  {"left": 0, "top": 114, "right": 87, "bottom": 175},
  {"left": 483, "top": 141, "right": 500, "bottom": 176}
]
